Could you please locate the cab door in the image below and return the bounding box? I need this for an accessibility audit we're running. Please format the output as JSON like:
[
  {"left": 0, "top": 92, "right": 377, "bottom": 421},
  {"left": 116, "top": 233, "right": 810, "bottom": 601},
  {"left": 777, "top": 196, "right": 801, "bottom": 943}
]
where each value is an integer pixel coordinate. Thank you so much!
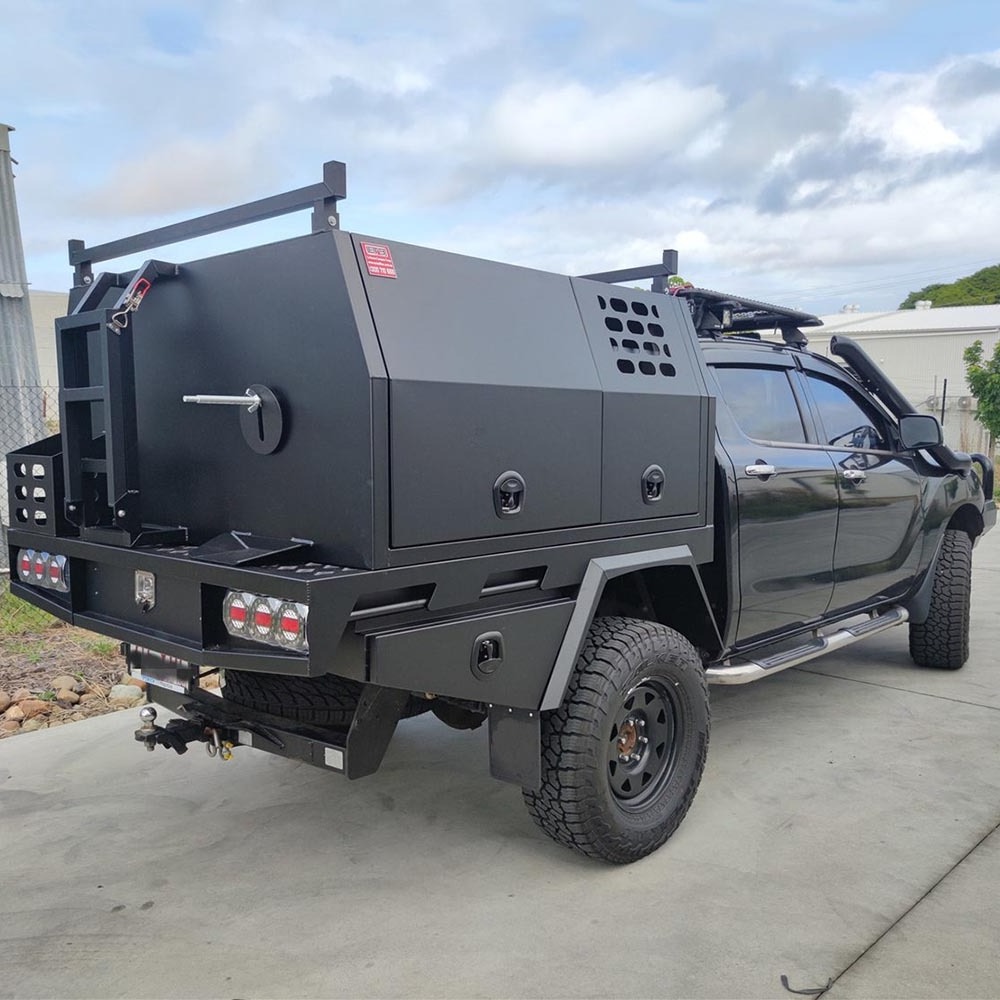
[
  {"left": 708, "top": 354, "right": 840, "bottom": 642},
  {"left": 797, "top": 360, "right": 923, "bottom": 612}
]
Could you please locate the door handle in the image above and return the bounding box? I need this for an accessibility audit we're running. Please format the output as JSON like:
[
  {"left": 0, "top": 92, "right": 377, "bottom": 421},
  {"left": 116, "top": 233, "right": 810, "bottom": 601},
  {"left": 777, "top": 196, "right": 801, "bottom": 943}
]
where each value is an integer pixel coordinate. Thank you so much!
[
  {"left": 745, "top": 463, "right": 776, "bottom": 477},
  {"left": 842, "top": 469, "right": 867, "bottom": 483}
]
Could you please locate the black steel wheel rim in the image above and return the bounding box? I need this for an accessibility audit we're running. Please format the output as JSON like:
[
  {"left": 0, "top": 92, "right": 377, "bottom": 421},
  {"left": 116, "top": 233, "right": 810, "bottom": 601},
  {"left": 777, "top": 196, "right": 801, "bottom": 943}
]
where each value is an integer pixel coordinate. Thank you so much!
[{"left": 607, "top": 678, "right": 681, "bottom": 808}]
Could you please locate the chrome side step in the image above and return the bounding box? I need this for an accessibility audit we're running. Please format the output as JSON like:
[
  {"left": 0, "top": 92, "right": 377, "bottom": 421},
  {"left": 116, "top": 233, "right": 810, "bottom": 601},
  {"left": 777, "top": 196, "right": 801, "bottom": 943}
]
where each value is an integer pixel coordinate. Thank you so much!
[{"left": 706, "top": 606, "right": 909, "bottom": 685}]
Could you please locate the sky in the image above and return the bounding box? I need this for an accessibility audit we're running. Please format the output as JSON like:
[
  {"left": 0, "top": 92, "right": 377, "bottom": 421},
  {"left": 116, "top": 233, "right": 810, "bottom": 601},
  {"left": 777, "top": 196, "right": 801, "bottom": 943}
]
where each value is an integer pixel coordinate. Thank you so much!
[{"left": 3, "top": 0, "right": 1000, "bottom": 315}]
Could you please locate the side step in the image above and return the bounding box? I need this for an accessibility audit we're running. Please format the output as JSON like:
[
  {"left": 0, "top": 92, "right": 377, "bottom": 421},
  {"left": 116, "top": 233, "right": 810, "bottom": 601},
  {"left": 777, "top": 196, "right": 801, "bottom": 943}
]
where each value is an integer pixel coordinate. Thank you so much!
[{"left": 706, "top": 606, "right": 909, "bottom": 685}]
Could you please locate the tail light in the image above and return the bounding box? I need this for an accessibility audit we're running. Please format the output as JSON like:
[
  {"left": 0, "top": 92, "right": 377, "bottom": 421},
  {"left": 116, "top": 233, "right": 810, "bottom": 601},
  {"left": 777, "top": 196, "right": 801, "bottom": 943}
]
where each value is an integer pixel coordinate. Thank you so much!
[
  {"left": 15, "top": 549, "right": 70, "bottom": 594},
  {"left": 251, "top": 597, "right": 275, "bottom": 638},
  {"left": 277, "top": 602, "right": 306, "bottom": 649},
  {"left": 223, "top": 591, "right": 308, "bottom": 652},
  {"left": 223, "top": 592, "right": 249, "bottom": 633}
]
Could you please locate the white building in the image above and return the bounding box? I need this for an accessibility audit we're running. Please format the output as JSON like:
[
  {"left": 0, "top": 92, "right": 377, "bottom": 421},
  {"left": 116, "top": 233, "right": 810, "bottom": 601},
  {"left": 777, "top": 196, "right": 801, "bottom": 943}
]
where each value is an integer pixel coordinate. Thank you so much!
[
  {"left": 766, "top": 303, "right": 1000, "bottom": 455},
  {"left": 28, "top": 289, "right": 67, "bottom": 388}
]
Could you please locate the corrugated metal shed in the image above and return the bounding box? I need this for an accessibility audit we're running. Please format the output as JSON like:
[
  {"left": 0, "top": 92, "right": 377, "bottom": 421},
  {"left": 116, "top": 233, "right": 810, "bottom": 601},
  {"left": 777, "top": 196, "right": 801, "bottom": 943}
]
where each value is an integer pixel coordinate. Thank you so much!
[
  {"left": 0, "top": 123, "right": 42, "bottom": 386},
  {"left": 810, "top": 304, "right": 1000, "bottom": 335},
  {"left": 0, "top": 123, "right": 48, "bottom": 546}
]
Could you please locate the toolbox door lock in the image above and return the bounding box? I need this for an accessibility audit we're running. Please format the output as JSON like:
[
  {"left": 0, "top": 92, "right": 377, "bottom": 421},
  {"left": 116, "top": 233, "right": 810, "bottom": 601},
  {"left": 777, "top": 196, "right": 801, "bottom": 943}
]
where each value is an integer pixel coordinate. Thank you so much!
[
  {"left": 472, "top": 631, "right": 505, "bottom": 679},
  {"left": 493, "top": 471, "right": 525, "bottom": 518},
  {"left": 642, "top": 464, "right": 665, "bottom": 504}
]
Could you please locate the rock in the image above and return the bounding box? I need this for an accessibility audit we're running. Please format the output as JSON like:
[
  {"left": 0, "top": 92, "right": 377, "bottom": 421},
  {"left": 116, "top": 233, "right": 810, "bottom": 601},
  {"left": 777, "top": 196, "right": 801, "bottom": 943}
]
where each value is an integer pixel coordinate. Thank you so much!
[
  {"left": 56, "top": 689, "right": 80, "bottom": 705},
  {"left": 19, "top": 699, "right": 53, "bottom": 719},
  {"left": 4, "top": 705, "right": 25, "bottom": 722},
  {"left": 124, "top": 676, "right": 147, "bottom": 691},
  {"left": 79, "top": 693, "right": 104, "bottom": 705},
  {"left": 50, "top": 674, "right": 78, "bottom": 692},
  {"left": 0, "top": 718, "right": 21, "bottom": 732},
  {"left": 21, "top": 717, "right": 47, "bottom": 732},
  {"left": 72, "top": 681, "right": 89, "bottom": 695},
  {"left": 12, "top": 688, "right": 31, "bottom": 703},
  {"left": 0, "top": 691, "right": 10, "bottom": 713},
  {"left": 69, "top": 712, "right": 85, "bottom": 722},
  {"left": 108, "top": 684, "right": 144, "bottom": 708}
]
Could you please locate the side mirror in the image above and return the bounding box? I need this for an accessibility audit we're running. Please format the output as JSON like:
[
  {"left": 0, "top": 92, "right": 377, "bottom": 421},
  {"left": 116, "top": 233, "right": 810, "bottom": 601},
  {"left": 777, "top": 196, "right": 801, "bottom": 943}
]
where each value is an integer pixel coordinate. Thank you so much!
[{"left": 899, "top": 413, "right": 943, "bottom": 450}]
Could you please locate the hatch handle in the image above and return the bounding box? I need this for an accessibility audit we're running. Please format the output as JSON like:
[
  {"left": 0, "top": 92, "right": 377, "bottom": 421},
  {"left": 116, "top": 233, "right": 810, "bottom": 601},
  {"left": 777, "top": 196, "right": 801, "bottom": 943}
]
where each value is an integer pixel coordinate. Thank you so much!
[{"left": 182, "top": 390, "right": 262, "bottom": 413}]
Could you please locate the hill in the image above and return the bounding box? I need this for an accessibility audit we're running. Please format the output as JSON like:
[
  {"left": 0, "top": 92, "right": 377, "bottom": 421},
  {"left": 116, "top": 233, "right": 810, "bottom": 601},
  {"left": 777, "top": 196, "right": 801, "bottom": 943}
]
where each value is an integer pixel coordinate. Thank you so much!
[{"left": 899, "top": 264, "right": 1000, "bottom": 309}]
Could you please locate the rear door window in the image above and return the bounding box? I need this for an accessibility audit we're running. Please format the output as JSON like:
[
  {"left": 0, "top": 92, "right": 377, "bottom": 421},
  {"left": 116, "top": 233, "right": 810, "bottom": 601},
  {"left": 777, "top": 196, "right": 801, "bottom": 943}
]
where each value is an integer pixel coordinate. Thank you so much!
[{"left": 712, "top": 366, "right": 807, "bottom": 444}]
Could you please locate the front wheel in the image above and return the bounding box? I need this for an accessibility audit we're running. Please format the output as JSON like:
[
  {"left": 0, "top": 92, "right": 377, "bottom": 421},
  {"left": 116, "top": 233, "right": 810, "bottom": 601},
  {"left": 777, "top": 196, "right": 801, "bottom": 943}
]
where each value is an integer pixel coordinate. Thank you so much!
[
  {"left": 909, "top": 528, "right": 973, "bottom": 670},
  {"left": 523, "top": 617, "right": 710, "bottom": 864}
]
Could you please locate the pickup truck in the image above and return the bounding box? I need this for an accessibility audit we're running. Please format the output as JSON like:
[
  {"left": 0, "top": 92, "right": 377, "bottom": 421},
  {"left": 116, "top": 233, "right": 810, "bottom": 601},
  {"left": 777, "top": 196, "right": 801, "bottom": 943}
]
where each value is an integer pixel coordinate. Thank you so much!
[{"left": 7, "top": 159, "right": 995, "bottom": 863}]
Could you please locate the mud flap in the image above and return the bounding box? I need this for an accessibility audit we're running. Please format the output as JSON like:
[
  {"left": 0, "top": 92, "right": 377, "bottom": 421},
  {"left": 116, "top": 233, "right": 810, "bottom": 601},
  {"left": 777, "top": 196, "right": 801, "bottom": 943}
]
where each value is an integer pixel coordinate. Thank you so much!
[
  {"left": 345, "top": 684, "right": 410, "bottom": 779},
  {"left": 488, "top": 706, "right": 541, "bottom": 790}
]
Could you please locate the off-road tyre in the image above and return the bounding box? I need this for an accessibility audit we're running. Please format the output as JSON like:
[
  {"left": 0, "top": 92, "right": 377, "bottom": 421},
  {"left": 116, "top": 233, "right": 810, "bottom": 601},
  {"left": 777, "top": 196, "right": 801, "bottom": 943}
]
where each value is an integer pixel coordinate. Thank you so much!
[
  {"left": 222, "top": 670, "right": 363, "bottom": 727},
  {"left": 523, "top": 617, "right": 710, "bottom": 864},
  {"left": 909, "top": 528, "right": 973, "bottom": 670}
]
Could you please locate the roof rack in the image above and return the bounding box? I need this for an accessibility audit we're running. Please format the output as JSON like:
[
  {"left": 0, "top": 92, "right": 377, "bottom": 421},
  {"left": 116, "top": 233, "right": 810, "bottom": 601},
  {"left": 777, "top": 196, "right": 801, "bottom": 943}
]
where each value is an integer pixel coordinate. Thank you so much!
[
  {"left": 578, "top": 250, "right": 822, "bottom": 346},
  {"left": 673, "top": 286, "right": 821, "bottom": 345}
]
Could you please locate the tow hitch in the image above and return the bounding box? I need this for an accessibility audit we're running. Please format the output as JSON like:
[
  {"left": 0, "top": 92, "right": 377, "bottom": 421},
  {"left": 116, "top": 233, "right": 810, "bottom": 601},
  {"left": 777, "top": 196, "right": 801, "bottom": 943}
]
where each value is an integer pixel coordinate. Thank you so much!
[
  {"left": 133, "top": 683, "right": 409, "bottom": 779},
  {"left": 134, "top": 705, "right": 237, "bottom": 759}
]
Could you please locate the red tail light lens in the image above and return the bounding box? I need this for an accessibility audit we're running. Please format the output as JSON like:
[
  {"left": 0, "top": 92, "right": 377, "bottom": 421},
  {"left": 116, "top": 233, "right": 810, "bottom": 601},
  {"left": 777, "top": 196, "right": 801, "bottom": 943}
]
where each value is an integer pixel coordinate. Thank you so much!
[
  {"left": 14, "top": 549, "right": 69, "bottom": 594},
  {"left": 277, "top": 602, "right": 306, "bottom": 649},
  {"left": 223, "top": 592, "right": 249, "bottom": 633},
  {"left": 251, "top": 598, "right": 274, "bottom": 637},
  {"left": 223, "top": 591, "right": 308, "bottom": 652}
]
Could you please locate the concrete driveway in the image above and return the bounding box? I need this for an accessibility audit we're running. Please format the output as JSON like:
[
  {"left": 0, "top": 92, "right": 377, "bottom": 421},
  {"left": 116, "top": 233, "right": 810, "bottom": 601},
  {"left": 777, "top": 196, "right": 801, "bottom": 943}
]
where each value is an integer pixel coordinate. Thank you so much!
[{"left": 3, "top": 533, "right": 999, "bottom": 999}]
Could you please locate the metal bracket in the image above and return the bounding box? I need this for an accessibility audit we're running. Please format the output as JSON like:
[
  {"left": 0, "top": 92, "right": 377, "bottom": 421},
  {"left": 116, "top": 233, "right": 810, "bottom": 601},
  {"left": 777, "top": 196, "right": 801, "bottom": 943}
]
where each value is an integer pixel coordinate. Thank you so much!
[{"left": 579, "top": 249, "right": 679, "bottom": 287}]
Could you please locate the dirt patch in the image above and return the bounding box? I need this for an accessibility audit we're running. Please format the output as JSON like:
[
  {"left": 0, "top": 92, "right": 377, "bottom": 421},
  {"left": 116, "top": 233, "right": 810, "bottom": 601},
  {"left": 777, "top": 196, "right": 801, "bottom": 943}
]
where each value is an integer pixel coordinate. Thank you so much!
[{"left": 0, "top": 586, "right": 145, "bottom": 738}]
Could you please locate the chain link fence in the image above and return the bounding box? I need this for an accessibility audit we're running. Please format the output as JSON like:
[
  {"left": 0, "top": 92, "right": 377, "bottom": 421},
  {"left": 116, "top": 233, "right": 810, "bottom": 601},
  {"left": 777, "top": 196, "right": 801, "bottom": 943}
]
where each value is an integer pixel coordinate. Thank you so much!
[{"left": 0, "top": 384, "right": 58, "bottom": 563}]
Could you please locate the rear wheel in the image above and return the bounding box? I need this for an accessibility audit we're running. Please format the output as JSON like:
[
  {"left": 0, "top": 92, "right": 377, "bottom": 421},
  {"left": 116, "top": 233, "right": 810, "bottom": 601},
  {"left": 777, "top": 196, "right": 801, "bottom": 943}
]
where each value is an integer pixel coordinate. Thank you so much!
[
  {"left": 909, "top": 528, "right": 973, "bottom": 670},
  {"left": 523, "top": 617, "right": 710, "bottom": 864}
]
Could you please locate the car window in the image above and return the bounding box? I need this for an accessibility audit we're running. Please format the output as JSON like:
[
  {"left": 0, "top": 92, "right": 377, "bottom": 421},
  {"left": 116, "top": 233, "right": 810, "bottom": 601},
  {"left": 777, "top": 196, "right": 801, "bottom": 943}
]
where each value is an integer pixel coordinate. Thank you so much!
[
  {"left": 712, "top": 366, "right": 807, "bottom": 443},
  {"left": 806, "top": 374, "right": 888, "bottom": 451}
]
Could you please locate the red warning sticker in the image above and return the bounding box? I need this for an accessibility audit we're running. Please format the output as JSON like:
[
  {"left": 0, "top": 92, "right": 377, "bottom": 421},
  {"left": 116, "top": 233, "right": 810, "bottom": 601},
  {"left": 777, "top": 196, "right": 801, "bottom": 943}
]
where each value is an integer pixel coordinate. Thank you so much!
[{"left": 360, "top": 241, "right": 397, "bottom": 279}]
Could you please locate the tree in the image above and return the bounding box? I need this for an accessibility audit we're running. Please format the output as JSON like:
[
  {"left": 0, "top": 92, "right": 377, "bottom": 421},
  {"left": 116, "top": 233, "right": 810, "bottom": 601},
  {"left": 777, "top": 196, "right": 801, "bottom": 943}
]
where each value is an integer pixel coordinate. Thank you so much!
[
  {"left": 962, "top": 339, "right": 1000, "bottom": 448},
  {"left": 900, "top": 264, "right": 1000, "bottom": 309}
]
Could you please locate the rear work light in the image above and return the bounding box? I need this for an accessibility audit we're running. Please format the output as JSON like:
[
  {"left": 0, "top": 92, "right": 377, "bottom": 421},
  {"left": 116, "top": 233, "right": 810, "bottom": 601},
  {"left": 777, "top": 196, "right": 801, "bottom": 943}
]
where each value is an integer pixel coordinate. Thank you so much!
[
  {"left": 15, "top": 549, "right": 70, "bottom": 594},
  {"left": 223, "top": 591, "right": 308, "bottom": 652}
]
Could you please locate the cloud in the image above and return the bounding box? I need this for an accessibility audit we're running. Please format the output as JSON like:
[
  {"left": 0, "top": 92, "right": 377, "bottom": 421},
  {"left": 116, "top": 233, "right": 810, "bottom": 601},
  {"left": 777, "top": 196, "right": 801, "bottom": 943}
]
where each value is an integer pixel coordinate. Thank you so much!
[
  {"left": 481, "top": 76, "right": 725, "bottom": 169},
  {"left": 936, "top": 56, "right": 1000, "bottom": 103},
  {"left": 5, "top": 0, "right": 1000, "bottom": 315},
  {"left": 85, "top": 104, "right": 286, "bottom": 217}
]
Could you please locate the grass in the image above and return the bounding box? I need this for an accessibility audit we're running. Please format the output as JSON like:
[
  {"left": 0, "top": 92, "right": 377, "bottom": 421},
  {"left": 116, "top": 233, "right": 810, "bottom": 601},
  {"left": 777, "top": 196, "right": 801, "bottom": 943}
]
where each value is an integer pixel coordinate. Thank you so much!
[
  {"left": 86, "top": 637, "right": 119, "bottom": 658},
  {"left": 0, "top": 580, "right": 61, "bottom": 637},
  {"left": 6, "top": 638, "right": 46, "bottom": 662}
]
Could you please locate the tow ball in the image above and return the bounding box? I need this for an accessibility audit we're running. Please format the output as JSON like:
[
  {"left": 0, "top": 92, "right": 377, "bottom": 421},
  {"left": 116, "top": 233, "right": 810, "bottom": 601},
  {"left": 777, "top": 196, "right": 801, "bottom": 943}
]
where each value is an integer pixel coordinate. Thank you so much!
[{"left": 134, "top": 706, "right": 235, "bottom": 761}]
